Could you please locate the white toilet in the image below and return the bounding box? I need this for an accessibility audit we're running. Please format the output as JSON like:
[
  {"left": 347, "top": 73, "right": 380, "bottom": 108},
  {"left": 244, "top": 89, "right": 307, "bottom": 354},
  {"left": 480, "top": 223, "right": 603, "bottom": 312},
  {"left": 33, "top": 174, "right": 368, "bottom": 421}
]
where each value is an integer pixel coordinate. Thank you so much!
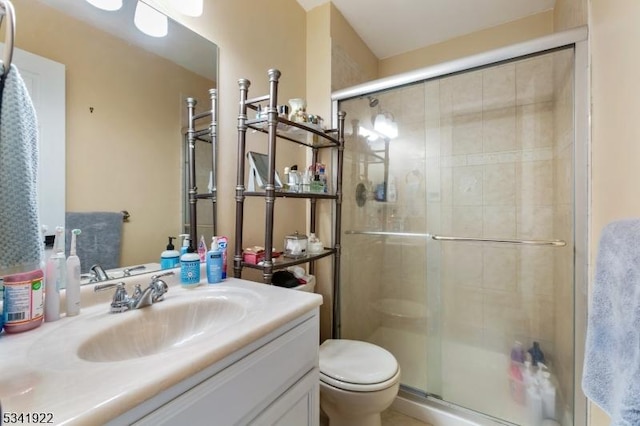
[{"left": 319, "top": 339, "right": 401, "bottom": 426}]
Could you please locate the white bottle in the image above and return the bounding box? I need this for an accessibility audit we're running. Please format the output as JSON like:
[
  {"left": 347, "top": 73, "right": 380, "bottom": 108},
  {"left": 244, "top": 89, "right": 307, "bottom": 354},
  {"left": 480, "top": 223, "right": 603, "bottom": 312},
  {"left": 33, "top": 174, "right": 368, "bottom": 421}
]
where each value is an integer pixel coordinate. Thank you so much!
[
  {"left": 66, "top": 229, "right": 82, "bottom": 316},
  {"left": 540, "top": 371, "right": 557, "bottom": 420},
  {"left": 527, "top": 384, "right": 543, "bottom": 426},
  {"left": 44, "top": 226, "right": 65, "bottom": 322},
  {"left": 522, "top": 360, "right": 536, "bottom": 387},
  {"left": 179, "top": 233, "right": 190, "bottom": 256}
]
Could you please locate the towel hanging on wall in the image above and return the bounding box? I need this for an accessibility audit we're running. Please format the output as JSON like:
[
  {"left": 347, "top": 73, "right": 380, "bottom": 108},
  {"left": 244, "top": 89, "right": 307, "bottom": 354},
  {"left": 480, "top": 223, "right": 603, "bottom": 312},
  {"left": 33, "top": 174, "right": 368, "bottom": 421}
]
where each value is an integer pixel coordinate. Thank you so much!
[
  {"left": 0, "top": 63, "right": 43, "bottom": 275},
  {"left": 583, "top": 218, "right": 640, "bottom": 425},
  {"left": 65, "top": 212, "right": 124, "bottom": 274}
]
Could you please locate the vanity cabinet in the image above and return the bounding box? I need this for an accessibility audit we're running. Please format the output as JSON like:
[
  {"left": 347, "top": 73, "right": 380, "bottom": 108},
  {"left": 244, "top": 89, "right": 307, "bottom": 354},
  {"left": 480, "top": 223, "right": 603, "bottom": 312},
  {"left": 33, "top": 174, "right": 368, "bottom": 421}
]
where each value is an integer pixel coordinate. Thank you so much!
[
  {"left": 112, "top": 309, "right": 320, "bottom": 426},
  {"left": 232, "top": 69, "right": 345, "bottom": 301}
]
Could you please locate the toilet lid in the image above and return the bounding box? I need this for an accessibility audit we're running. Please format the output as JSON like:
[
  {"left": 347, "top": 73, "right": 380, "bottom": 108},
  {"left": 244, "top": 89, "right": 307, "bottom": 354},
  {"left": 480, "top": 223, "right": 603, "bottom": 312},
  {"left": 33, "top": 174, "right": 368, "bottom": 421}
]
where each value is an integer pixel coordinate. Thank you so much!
[{"left": 319, "top": 339, "right": 398, "bottom": 386}]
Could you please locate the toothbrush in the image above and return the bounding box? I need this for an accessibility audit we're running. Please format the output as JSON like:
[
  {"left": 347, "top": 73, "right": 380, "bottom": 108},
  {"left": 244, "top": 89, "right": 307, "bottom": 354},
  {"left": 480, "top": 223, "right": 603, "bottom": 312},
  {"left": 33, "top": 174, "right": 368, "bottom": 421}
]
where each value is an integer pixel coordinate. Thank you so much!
[{"left": 66, "top": 229, "right": 82, "bottom": 317}]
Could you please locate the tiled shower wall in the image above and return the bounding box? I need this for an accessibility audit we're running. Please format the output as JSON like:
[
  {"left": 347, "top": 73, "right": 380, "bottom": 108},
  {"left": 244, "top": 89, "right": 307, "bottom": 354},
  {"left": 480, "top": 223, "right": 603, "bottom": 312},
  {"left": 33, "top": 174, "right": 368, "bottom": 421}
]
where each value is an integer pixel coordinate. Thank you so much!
[
  {"left": 433, "top": 52, "right": 566, "bottom": 359},
  {"left": 339, "top": 49, "right": 574, "bottom": 412}
]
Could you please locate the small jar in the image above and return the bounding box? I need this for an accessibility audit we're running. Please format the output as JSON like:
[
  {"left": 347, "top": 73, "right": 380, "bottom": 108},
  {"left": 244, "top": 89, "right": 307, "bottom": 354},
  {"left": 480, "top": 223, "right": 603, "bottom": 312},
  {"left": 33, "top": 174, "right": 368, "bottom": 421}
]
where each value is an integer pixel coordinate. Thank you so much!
[
  {"left": 307, "top": 233, "right": 323, "bottom": 254},
  {"left": 284, "top": 232, "right": 308, "bottom": 258}
]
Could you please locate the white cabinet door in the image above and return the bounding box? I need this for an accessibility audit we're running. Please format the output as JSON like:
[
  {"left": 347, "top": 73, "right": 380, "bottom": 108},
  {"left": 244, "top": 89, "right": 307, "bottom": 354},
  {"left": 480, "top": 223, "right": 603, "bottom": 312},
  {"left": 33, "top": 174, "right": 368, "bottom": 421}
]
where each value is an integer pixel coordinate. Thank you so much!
[
  {"left": 134, "top": 315, "right": 319, "bottom": 426},
  {"left": 248, "top": 368, "right": 319, "bottom": 426}
]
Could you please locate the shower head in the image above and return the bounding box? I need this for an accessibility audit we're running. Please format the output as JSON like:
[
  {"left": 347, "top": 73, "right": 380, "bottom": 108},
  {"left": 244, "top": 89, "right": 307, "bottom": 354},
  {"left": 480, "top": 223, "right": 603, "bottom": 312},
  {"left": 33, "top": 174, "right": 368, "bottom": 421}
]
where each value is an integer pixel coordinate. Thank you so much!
[{"left": 368, "top": 96, "right": 379, "bottom": 108}]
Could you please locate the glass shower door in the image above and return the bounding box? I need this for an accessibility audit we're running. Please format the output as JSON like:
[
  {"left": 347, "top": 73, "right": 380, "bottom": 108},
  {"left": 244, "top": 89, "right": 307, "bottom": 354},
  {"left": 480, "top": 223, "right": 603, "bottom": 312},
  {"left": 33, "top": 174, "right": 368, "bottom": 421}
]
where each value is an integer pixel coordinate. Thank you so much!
[{"left": 338, "top": 46, "right": 576, "bottom": 425}]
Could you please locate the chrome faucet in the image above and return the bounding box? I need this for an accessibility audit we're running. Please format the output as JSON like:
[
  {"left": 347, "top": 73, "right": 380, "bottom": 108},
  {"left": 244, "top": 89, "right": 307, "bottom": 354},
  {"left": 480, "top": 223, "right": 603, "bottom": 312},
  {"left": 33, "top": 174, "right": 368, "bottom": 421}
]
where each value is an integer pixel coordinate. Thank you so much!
[
  {"left": 94, "top": 271, "right": 173, "bottom": 313},
  {"left": 90, "top": 264, "right": 110, "bottom": 282}
]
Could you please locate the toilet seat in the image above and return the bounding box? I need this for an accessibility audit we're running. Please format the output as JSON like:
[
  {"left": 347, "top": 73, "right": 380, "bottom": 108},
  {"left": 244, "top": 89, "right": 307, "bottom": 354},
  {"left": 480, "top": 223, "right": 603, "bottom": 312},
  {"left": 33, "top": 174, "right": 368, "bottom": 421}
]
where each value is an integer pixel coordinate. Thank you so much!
[{"left": 319, "top": 339, "right": 399, "bottom": 392}]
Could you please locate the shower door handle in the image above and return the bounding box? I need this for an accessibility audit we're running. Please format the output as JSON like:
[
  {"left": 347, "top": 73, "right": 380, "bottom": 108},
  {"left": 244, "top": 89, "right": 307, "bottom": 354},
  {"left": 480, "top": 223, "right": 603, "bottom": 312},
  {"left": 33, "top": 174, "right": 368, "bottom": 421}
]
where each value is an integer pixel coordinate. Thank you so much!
[
  {"left": 430, "top": 235, "right": 566, "bottom": 247},
  {"left": 344, "top": 230, "right": 566, "bottom": 247}
]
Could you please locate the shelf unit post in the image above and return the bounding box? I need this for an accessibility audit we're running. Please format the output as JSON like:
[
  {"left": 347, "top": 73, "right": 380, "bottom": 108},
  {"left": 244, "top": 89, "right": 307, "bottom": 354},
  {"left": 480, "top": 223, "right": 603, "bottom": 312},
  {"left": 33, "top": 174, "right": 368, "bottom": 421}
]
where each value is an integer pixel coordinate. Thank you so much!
[
  {"left": 332, "top": 110, "right": 346, "bottom": 339},
  {"left": 186, "top": 97, "right": 198, "bottom": 248},
  {"left": 261, "top": 69, "right": 282, "bottom": 284},
  {"left": 208, "top": 88, "right": 218, "bottom": 235},
  {"left": 234, "top": 79, "right": 251, "bottom": 278}
]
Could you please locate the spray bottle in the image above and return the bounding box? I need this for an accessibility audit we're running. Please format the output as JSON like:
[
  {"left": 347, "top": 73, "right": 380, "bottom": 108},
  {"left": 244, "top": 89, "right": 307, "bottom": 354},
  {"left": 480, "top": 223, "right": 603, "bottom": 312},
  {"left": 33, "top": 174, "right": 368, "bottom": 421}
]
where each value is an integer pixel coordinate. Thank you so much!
[
  {"left": 66, "top": 229, "right": 82, "bottom": 316},
  {"left": 198, "top": 235, "right": 207, "bottom": 262},
  {"left": 44, "top": 226, "right": 65, "bottom": 322}
]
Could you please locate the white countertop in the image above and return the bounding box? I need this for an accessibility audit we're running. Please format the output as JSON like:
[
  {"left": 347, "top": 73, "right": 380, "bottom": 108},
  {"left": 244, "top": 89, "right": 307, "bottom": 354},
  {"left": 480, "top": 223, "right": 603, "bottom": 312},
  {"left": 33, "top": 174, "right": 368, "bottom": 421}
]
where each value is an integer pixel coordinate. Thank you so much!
[{"left": 0, "top": 273, "right": 323, "bottom": 425}]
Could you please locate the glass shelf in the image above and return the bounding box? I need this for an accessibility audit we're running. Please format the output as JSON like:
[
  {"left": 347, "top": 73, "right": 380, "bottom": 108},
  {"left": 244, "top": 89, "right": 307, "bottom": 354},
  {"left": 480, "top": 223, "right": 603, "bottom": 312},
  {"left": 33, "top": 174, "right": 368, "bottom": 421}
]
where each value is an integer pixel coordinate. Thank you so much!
[
  {"left": 247, "top": 117, "right": 340, "bottom": 148},
  {"left": 244, "top": 191, "right": 337, "bottom": 200},
  {"left": 241, "top": 249, "right": 336, "bottom": 271}
]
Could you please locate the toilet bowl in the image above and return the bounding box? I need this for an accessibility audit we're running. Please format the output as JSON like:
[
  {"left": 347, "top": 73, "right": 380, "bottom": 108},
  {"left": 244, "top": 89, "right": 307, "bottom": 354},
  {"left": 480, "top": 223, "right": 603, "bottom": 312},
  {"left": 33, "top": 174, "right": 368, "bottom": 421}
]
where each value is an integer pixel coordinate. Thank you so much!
[{"left": 319, "top": 339, "right": 400, "bottom": 426}]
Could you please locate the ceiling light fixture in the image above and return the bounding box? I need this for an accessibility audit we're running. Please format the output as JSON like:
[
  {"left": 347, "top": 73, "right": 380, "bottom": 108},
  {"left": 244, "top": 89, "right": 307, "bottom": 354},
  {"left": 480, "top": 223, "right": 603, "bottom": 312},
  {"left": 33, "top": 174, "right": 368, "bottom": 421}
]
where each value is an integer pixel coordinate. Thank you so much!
[
  {"left": 168, "top": 0, "right": 203, "bottom": 17},
  {"left": 134, "top": 1, "right": 168, "bottom": 38},
  {"left": 86, "top": 0, "right": 123, "bottom": 11}
]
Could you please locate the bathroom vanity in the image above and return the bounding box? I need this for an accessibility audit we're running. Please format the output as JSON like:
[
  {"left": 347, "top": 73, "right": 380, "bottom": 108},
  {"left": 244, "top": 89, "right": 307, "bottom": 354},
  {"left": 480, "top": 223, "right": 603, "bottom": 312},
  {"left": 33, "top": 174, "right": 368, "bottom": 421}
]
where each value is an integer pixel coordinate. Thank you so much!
[{"left": 0, "top": 274, "right": 322, "bottom": 425}]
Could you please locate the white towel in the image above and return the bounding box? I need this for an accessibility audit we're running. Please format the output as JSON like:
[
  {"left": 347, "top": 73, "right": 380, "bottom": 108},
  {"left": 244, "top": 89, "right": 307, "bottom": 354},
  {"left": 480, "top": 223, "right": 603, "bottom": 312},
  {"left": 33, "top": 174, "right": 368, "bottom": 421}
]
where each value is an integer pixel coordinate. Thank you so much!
[
  {"left": 583, "top": 218, "right": 640, "bottom": 425},
  {"left": 0, "top": 64, "right": 43, "bottom": 275}
]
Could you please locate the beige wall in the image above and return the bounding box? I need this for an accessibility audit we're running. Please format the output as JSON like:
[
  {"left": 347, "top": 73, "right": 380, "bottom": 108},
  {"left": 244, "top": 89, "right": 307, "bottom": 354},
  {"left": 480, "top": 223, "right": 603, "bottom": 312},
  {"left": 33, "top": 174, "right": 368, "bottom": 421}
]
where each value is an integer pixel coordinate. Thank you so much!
[
  {"left": 590, "top": 0, "right": 636, "bottom": 425},
  {"left": 86, "top": 0, "right": 310, "bottom": 280},
  {"left": 378, "top": 11, "right": 554, "bottom": 78},
  {"left": 329, "top": 3, "right": 378, "bottom": 91},
  {"left": 17, "top": 0, "right": 213, "bottom": 268}
]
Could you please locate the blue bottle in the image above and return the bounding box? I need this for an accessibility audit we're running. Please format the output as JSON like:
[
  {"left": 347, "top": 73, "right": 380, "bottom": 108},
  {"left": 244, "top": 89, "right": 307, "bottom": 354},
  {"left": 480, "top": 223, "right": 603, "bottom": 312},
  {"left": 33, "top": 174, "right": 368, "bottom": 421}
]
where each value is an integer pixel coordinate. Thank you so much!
[
  {"left": 180, "top": 245, "right": 201, "bottom": 287},
  {"left": 206, "top": 237, "right": 223, "bottom": 284}
]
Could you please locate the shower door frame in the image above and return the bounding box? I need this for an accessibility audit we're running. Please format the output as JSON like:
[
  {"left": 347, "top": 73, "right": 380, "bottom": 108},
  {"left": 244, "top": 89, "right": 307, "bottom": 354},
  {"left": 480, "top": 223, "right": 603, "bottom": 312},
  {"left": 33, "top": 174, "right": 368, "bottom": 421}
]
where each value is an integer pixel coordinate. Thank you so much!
[{"left": 331, "top": 26, "right": 589, "bottom": 426}]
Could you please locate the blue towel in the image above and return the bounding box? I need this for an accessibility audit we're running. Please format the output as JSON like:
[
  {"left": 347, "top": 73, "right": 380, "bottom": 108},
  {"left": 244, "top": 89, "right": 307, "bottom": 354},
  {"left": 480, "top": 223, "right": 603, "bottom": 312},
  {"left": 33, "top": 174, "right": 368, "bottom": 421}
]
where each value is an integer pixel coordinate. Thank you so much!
[
  {"left": 0, "top": 64, "right": 43, "bottom": 275},
  {"left": 65, "top": 212, "right": 123, "bottom": 274},
  {"left": 583, "top": 218, "right": 640, "bottom": 425}
]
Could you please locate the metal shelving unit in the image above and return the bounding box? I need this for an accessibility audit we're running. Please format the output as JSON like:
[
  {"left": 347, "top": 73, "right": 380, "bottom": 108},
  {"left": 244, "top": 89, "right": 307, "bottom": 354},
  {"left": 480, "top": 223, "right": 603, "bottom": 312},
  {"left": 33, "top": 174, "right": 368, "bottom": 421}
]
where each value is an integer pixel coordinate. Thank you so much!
[
  {"left": 185, "top": 89, "right": 218, "bottom": 246},
  {"left": 233, "top": 69, "right": 346, "bottom": 290}
]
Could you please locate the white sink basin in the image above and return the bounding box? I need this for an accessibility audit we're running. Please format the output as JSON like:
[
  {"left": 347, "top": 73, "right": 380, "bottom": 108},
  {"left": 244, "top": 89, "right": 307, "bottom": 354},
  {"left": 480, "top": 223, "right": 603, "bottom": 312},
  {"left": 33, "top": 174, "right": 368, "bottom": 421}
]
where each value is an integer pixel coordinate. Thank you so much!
[{"left": 77, "top": 293, "right": 253, "bottom": 362}]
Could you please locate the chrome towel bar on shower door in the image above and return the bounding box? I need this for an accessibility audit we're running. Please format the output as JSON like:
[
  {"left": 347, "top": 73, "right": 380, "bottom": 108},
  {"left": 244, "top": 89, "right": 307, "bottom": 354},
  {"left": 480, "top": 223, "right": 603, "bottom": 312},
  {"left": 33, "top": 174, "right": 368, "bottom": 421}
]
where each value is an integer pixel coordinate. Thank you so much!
[{"left": 344, "top": 230, "right": 566, "bottom": 247}]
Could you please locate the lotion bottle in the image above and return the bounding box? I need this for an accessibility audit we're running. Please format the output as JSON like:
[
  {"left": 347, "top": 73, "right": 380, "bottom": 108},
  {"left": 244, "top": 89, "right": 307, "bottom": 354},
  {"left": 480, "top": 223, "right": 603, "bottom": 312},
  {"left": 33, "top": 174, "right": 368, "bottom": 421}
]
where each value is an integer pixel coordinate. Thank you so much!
[
  {"left": 180, "top": 244, "right": 200, "bottom": 287},
  {"left": 206, "top": 237, "right": 223, "bottom": 284},
  {"left": 66, "top": 229, "right": 82, "bottom": 316},
  {"left": 44, "top": 226, "right": 65, "bottom": 322},
  {"left": 160, "top": 236, "right": 180, "bottom": 269}
]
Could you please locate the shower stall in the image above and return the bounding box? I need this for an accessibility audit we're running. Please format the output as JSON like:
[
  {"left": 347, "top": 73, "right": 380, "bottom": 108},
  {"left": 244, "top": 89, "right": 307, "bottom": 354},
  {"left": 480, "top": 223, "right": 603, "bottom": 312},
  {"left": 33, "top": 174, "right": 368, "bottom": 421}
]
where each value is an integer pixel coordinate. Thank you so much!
[{"left": 332, "top": 28, "right": 588, "bottom": 426}]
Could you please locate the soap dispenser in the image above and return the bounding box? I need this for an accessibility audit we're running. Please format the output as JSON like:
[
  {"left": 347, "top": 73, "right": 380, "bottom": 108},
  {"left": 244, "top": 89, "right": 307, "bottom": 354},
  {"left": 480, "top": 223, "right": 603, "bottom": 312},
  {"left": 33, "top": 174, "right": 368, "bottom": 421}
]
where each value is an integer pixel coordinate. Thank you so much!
[
  {"left": 180, "top": 244, "right": 201, "bottom": 287},
  {"left": 161, "top": 236, "right": 180, "bottom": 269}
]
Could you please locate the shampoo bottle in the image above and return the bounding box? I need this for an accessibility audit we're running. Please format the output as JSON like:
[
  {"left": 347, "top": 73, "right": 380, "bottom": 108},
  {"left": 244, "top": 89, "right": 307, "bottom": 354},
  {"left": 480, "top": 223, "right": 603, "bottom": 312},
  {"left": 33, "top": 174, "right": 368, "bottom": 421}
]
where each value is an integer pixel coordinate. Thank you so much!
[
  {"left": 44, "top": 226, "right": 65, "bottom": 322},
  {"left": 540, "top": 371, "right": 557, "bottom": 420},
  {"left": 66, "top": 229, "right": 82, "bottom": 316},
  {"left": 527, "top": 384, "right": 543, "bottom": 426},
  {"left": 180, "top": 245, "right": 201, "bottom": 287},
  {"left": 160, "top": 236, "right": 180, "bottom": 269},
  {"left": 206, "top": 237, "right": 223, "bottom": 284}
]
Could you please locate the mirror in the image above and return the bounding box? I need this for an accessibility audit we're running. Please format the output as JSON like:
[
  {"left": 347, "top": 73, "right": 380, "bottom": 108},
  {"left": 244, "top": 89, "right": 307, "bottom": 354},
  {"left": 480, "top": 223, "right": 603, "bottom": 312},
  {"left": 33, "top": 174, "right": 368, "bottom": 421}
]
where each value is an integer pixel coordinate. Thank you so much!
[{"left": 10, "top": 0, "right": 218, "bottom": 280}]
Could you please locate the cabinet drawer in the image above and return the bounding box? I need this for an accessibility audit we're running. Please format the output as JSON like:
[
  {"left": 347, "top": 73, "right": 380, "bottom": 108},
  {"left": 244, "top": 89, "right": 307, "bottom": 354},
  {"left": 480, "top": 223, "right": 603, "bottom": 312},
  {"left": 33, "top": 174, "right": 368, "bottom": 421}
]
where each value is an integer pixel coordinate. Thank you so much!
[{"left": 135, "top": 314, "right": 319, "bottom": 426}]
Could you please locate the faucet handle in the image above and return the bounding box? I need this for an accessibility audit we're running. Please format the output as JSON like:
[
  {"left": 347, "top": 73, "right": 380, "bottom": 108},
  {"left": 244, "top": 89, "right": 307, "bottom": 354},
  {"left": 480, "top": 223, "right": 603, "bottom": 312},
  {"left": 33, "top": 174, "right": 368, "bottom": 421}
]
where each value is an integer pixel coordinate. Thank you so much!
[
  {"left": 123, "top": 265, "right": 146, "bottom": 277},
  {"left": 147, "top": 271, "right": 172, "bottom": 302},
  {"left": 151, "top": 271, "right": 175, "bottom": 281},
  {"left": 94, "top": 282, "right": 131, "bottom": 313}
]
